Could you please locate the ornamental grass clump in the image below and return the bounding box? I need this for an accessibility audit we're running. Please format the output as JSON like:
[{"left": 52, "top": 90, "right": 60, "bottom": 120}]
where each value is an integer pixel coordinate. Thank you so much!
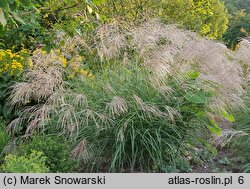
[
  {"left": 6, "top": 19, "right": 249, "bottom": 172},
  {"left": 94, "top": 20, "right": 246, "bottom": 110},
  {"left": 7, "top": 62, "right": 220, "bottom": 172},
  {"left": 56, "top": 65, "right": 223, "bottom": 172},
  {"left": 235, "top": 39, "right": 250, "bottom": 85},
  {"left": 6, "top": 49, "right": 65, "bottom": 135},
  {"left": 6, "top": 47, "right": 95, "bottom": 135}
]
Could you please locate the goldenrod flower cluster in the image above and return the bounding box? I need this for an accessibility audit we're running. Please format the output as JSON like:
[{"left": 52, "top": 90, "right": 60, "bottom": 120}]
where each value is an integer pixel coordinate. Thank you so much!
[
  {"left": 32, "top": 49, "right": 94, "bottom": 79},
  {"left": 0, "top": 49, "right": 31, "bottom": 76},
  {"left": 64, "top": 56, "right": 95, "bottom": 79}
]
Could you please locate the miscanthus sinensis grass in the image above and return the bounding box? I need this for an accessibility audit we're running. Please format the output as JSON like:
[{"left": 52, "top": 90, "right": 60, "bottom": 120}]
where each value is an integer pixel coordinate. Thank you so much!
[
  {"left": 6, "top": 19, "right": 250, "bottom": 172},
  {"left": 95, "top": 19, "right": 248, "bottom": 111}
]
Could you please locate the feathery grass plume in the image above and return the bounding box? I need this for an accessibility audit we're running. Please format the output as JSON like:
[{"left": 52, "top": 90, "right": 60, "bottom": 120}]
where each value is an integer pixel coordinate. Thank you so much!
[
  {"left": 94, "top": 19, "right": 245, "bottom": 110},
  {"left": 106, "top": 96, "right": 128, "bottom": 117},
  {"left": 117, "top": 121, "right": 129, "bottom": 142},
  {"left": 236, "top": 39, "right": 250, "bottom": 66},
  {"left": 133, "top": 94, "right": 165, "bottom": 118},
  {"left": 57, "top": 104, "right": 78, "bottom": 133},
  {"left": 6, "top": 49, "right": 65, "bottom": 134},
  {"left": 134, "top": 21, "right": 244, "bottom": 110},
  {"left": 164, "top": 105, "right": 181, "bottom": 124},
  {"left": 72, "top": 94, "right": 88, "bottom": 108},
  {"left": 178, "top": 38, "right": 244, "bottom": 110},
  {"left": 10, "top": 68, "right": 62, "bottom": 100},
  {"left": 71, "top": 139, "right": 91, "bottom": 162},
  {"left": 55, "top": 32, "right": 91, "bottom": 74},
  {"left": 56, "top": 32, "right": 89, "bottom": 58},
  {"left": 235, "top": 39, "right": 250, "bottom": 84},
  {"left": 130, "top": 19, "right": 167, "bottom": 56},
  {"left": 6, "top": 118, "right": 23, "bottom": 135},
  {"left": 95, "top": 23, "right": 127, "bottom": 60}
]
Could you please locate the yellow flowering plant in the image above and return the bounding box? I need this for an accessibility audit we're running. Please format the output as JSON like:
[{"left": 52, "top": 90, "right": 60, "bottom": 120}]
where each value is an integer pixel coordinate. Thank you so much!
[
  {"left": 32, "top": 49, "right": 94, "bottom": 80},
  {"left": 0, "top": 49, "right": 31, "bottom": 119},
  {"left": 0, "top": 49, "right": 31, "bottom": 78},
  {"left": 63, "top": 56, "right": 95, "bottom": 79}
]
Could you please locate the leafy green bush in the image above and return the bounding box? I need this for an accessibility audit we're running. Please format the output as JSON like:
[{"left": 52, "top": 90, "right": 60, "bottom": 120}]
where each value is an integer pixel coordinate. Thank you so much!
[
  {"left": 0, "top": 117, "right": 9, "bottom": 153},
  {"left": 17, "top": 136, "right": 76, "bottom": 173},
  {"left": 1, "top": 150, "right": 50, "bottom": 173},
  {"left": 96, "top": 0, "right": 228, "bottom": 39},
  {"left": 223, "top": 11, "right": 250, "bottom": 49}
]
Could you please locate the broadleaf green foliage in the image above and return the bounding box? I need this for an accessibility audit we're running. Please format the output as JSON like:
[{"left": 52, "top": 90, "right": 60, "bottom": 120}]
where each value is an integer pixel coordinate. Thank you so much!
[
  {"left": 96, "top": 0, "right": 228, "bottom": 39},
  {"left": 1, "top": 150, "right": 50, "bottom": 173},
  {"left": 0, "top": 0, "right": 96, "bottom": 51},
  {"left": 207, "top": 118, "right": 222, "bottom": 136},
  {"left": 1, "top": 20, "right": 53, "bottom": 51},
  {"left": 184, "top": 91, "right": 210, "bottom": 104},
  {"left": 160, "top": 0, "right": 228, "bottom": 39},
  {"left": 223, "top": 0, "right": 250, "bottom": 14},
  {"left": 223, "top": 12, "right": 250, "bottom": 49},
  {"left": 0, "top": 0, "right": 33, "bottom": 27}
]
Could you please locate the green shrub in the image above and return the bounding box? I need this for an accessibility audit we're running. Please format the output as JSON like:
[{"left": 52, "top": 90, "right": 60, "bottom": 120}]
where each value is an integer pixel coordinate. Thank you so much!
[
  {"left": 1, "top": 150, "right": 50, "bottom": 173},
  {"left": 17, "top": 136, "right": 76, "bottom": 173},
  {"left": 0, "top": 117, "right": 9, "bottom": 154},
  {"left": 95, "top": 0, "right": 228, "bottom": 39}
]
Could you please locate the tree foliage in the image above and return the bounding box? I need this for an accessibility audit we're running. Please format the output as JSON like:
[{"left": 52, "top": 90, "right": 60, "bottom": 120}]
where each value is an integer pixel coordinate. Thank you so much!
[
  {"left": 0, "top": 0, "right": 229, "bottom": 51},
  {"left": 223, "top": 0, "right": 250, "bottom": 14},
  {"left": 223, "top": 11, "right": 250, "bottom": 48},
  {"left": 160, "top": 0, "right": 228, "bottom": 39},
  {"left": 95, "top": 0, "right": 228, "bottom": 39},
  {"left": 0, "top": 0, "right": 33, "bottom": 27},
  {"left": 223, "top": 0, "right": 250, "bottom": 48}
]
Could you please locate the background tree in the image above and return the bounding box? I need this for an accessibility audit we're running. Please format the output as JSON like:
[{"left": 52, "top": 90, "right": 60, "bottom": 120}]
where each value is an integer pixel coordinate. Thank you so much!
[
  {"left": 0, "top": 0, "right": 98, "bottom": 51},
  {"left": 223, "top": 0, "right": 250, "bottom": 14},
  {"left": 223, "top": 0, "right": 250, "bottom": 48},
  {"left": 95, "top": 0, "right": 228, "bottom": 39},
  {"left": 160, "top": 0, "right": 228, "bottom": 39},
  {"left": 1, "top": 0, "right": 229, "bottom": 49}
]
